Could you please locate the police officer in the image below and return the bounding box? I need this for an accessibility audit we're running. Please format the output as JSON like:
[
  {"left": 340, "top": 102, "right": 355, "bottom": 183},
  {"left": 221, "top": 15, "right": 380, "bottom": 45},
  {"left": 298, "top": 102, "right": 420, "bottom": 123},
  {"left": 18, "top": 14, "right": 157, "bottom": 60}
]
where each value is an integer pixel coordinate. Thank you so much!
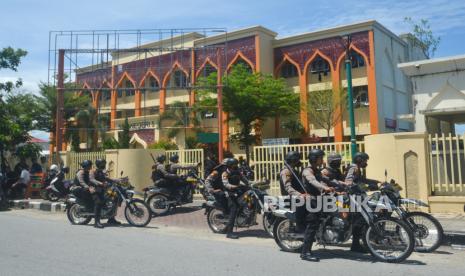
[
  {"left": 205, "top": 158, "right": 246, "bottom": 239},
  {"left": 72, "top": 160, "right": 105, "bottom": 229},
  {"left": 279, "top": 151, "right": 306, "bottom": 232},
  {"left": 300, "top": 149, "right": 334, "bottom": 262},
  {"left": 321, "top": 153, "right": 344, "bottom": 183},
  {"left": 151, "top": 155, "right": 178, "bottom": 188},
  {"left": 95, "top": 159, "right": 121, "bottom": 225},
  {"left": 167, "top": 154, "right": 199, "bottom": 200},
  {"left": 345, "top": 152, "right": 380, "bottom": 252}
]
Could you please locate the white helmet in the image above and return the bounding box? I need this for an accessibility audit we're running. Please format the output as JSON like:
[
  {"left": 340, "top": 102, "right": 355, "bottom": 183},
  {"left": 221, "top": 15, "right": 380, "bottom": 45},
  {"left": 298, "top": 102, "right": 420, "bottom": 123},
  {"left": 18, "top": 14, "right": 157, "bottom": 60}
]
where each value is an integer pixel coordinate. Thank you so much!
[{"left": 50, "top": 164, "right": 59, "bottom": 174}]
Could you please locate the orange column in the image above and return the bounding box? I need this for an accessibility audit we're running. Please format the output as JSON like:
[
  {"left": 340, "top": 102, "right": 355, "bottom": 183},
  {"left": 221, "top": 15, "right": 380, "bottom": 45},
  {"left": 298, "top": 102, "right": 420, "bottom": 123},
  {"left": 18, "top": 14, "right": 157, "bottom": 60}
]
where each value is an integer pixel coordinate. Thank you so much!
[
  {"left": 189, "top": 48, "right": 196, "bottom": 106},
  {"left": 368, "top": 30, "right": 379, "bottom": 134},
  {"left": 299, "top": 74, "right": 309, "bottom": 134},
  {"left": 255, "top": 35, "right": 261, "bottom": 72},
  {"left": 332, "top": 69, "right": 344, "bottom": 142},
  {"left": 135, "top": 89, "right": 141, "bottom": 117},
  {"left": 159, "top": 88, "right": 166, "bottom": 113},
  {"left": 110, "top": 66, "right": 117, "bottom": 129}
]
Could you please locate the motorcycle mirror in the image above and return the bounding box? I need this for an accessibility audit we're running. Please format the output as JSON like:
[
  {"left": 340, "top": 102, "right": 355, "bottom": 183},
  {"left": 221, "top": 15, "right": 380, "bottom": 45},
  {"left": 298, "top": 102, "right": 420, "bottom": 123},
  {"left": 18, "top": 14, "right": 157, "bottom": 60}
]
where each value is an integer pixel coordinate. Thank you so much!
[{"left": 120, "top": 171, "right": 124, "bottom": 176}]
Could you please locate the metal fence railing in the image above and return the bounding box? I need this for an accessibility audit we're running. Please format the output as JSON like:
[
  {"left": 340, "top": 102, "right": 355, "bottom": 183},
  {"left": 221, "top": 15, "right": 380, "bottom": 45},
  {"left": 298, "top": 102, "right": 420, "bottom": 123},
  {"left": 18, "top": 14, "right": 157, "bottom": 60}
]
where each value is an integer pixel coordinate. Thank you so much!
[
  {"left": 252, "top": 141, "right": 365, "bottom": 196},
  {"left": 429, "top": 134, "right": 465, "bottom": 195},
  {"left": 65, "top": 151, "right": 106, "bottom": 179}
]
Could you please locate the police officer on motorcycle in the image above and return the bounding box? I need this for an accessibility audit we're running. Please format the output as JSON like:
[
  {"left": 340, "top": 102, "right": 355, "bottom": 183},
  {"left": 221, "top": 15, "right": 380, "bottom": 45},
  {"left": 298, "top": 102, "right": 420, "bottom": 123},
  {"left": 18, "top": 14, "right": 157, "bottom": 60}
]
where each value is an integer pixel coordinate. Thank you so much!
[
  {"left": 167, "top": 154, "right": 200, "bottom": 200},
  {"left": 279, "top": 151, "right": 307, "bottom": 233},
  {"left": 151, "top": 155, "right": 178, "bottom": 187},
  {"left": 95, "top": 159, "right": 121, "bottom": 225},
  {"left": 344, "top": 152, "right": 380, "bottom": 252},
  {"left": 300, "top": 149, "right": 334, "bottom": 262},
  {"left": 72, "top": 160, "right": 105, "bottom": 229},
  {"left": 205, "top": 158, "right": 246, "bottom": 239}
]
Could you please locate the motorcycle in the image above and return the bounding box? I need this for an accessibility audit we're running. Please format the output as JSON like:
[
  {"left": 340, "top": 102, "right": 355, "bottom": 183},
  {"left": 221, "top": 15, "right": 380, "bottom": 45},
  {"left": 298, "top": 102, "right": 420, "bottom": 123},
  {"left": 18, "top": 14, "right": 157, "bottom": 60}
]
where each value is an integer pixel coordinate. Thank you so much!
[
  {"left": 41, "top": 168, "right": 72, "bottom": 202},
  {"left": 66, "top": 175, "right": 152, "bottom": 227},
  {"left": 144, "top": 168, "right": 204, "bottom": 216},
  {"left": 369, "top": 179, "right": 443, "bottom": 253},
  {"left": 204, "top": 179, "right": 276, "bottom": 237},
  {"left": 272, "top": 183, "right": 415, "bottom": 263}
]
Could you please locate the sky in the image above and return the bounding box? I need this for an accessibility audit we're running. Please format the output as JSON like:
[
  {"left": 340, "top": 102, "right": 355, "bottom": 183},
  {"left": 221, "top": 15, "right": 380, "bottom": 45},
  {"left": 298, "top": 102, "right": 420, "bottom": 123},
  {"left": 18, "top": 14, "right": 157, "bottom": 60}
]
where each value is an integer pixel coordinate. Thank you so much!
[{"left": 2, "top": 0, "right": 465, "bottom": 139}]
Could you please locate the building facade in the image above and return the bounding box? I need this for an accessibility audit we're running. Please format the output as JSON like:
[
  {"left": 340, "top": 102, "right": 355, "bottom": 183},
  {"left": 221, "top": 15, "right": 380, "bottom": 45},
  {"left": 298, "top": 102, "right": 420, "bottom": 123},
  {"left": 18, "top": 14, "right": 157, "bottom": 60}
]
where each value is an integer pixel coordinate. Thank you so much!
[
  {"left": 398, "top": 54, "right": 465, "bottom": 135},
  {"left": 75, "top": 20, "right": 423, "bottom": 152}
]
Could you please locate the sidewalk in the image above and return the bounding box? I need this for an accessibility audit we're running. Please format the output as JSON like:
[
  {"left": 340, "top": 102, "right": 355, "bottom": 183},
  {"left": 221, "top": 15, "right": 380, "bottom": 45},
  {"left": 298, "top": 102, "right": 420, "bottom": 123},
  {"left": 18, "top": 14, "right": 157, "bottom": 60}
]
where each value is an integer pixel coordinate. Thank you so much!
[{"left": 6, "top": 198, "right": 465, "bottom": 246}]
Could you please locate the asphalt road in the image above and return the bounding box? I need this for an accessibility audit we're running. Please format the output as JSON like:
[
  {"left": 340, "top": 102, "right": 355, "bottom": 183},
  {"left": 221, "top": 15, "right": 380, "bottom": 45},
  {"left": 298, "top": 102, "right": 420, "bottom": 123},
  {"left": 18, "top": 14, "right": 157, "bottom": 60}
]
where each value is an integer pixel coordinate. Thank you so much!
[{"left": 1, "top": 209, "right": 464, "bottom": 276}]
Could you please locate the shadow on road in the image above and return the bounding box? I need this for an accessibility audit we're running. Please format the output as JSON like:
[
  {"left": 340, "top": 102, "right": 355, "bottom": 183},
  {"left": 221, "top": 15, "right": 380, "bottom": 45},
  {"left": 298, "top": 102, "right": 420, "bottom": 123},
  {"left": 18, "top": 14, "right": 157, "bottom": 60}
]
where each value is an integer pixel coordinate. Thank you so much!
[{"left": 280, "top": 248, "right": 427, "bottom": 265}]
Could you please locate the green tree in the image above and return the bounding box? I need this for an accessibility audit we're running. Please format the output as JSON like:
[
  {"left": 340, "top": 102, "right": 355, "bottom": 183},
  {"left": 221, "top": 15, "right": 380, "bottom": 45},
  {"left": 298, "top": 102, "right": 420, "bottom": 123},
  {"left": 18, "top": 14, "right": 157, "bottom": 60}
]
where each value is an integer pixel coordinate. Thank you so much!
[
  {"left": 159, "top": 101, "right": 201, "bottom": 147},
  {"left": 0, "top": 47, "right": 27, "bottom": 93},
  {"left": 196, "top": 64, "right": 300, "bottom": 162},
  {"left": 0, "top": 47, "right": 31, "bottom": 167},
  {"left": 307, "top": 88, "right": 346, "bottom": 142},
  {"left": 34, "top": 82, "right": 90, "bottom": 148},
  {"left": 404, "top": 17, "right": 441, "bottom": 59},
  {"left": 119, "top": 117, "right": 130, "bottom": 149},
  {"left": 281, "top": 120, "right": 305, "bottom": 138}
]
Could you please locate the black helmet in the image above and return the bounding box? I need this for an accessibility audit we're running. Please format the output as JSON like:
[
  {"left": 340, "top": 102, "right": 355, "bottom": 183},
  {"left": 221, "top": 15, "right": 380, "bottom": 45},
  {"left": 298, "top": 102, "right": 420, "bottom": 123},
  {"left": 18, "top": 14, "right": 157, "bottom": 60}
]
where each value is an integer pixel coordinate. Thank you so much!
[
  {"left": 169, "top": 154, "right": 179, "bottom": 163},
  {"left": 327, "top": 153, "right": 342, "bottom": 165},
  {"left": 81, "top": 160, "right": 92, "bottom": 170},
  {"left": 95, "top": 159, "right": 106, "bottom": 169},
  {"left": 156, "top": 155, "right": 166, "bottom": 163},
  {"left": 222, "top": 158, "right": 239, "bottom": 168},
  {"left": 285, "top": 151, "right": 301, "bottom": 165},
  {"left": 62, "top": 167, "right": 70, "bottom": 174},
  {"left": 353, "top": 152, "right": 369, "bottom": 164},
  {"left": 307, "top": 149, "right": 325, "bottom": 163}
]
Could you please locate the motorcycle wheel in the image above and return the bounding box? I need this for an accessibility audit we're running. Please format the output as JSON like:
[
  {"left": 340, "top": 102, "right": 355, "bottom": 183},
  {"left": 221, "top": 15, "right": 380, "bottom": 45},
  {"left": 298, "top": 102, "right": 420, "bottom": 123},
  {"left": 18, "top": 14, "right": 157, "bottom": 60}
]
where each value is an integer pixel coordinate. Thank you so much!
[
  {"left": 48, "top": 192, "right": 59, "bottom": 202},
  {"left": 66, "top": 203, "right": 91, "bottom": 225},
  {"left": 206, "top": 208, "right": 228, "bottom": 234},
  {"left": 147, "top": 194, "right": 171, "bottom": 216},
  {"left": 273, "top": 217, "right": 303, "bottom": 252},
  {"left": 124, "top": 199, "right": 152, "bottom": 227},
  {"left": 40, "top": 189, "right": 49, "bottom": 200},
  {"left": 262, "top": 213, "right": 275, "bottom": 237},
  {"left": 363, "top": 217, "right": 414, "bottom": 263},
  {"left": 405, "top": 211, "right": 443, "bottom": 253}
]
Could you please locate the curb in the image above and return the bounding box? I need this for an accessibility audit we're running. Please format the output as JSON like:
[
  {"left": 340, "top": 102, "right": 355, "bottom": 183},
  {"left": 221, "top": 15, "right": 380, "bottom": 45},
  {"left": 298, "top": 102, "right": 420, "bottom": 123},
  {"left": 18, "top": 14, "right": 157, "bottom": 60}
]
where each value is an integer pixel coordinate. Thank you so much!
[{"left": 9, "top": 199, "right": 66, "bottom": 213}]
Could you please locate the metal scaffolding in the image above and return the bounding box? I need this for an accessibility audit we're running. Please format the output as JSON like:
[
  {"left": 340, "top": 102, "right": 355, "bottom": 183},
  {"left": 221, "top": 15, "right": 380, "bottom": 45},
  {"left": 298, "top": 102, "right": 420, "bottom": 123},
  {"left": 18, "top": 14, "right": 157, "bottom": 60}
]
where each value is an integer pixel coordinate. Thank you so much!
[{"left": 48, "top": 28, "right": 230, "bottom": 160}]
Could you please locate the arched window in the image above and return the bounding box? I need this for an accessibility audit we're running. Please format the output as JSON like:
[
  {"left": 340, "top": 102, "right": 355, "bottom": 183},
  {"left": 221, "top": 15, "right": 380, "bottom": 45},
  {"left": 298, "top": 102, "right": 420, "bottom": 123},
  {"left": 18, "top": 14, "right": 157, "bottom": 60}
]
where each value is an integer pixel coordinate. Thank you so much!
[
  {"left": 170, "top": 69, "right": 188, "bottom": 88},
  {"left": 280, "top": 61, "right": 299, "bottom": 78},
  {"left": 229, "top": 57, "right": 252, "bottom": 73},
  {"left": 350, "top": 51, "right": 365, "bottom": 68}
]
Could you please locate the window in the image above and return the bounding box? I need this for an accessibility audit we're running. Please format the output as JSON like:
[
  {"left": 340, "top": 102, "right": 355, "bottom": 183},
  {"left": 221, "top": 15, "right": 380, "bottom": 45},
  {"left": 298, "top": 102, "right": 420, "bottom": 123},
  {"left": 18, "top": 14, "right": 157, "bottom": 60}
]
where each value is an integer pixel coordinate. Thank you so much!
[
  {"left": 350, "top": 51, "right": 365, "bottom": 68},
  {"left": 100, "top": 90, "right": 111, "bottom": 101},
  {"left": 310, "top": 57, "right": 330, "bottom": 75},
  {"left": 201, "top": 64, "right": 216, "bottom": 78},
  {"left": 280, "top": 62, "right": 298, "bottom": 78},
  {"left": 173, "top": 70, "right": 188, "bottom": 88},
  {"left": 124, "top": 80, "right": 135, "bottom": 97},
  {"left": 353, "top": 86, "right": 369, "bottom": 108}
]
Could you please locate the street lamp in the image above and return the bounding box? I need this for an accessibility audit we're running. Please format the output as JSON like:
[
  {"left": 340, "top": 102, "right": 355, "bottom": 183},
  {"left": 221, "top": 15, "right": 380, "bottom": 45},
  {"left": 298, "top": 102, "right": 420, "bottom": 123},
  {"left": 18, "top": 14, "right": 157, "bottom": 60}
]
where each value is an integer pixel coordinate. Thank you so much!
[{"left": 342, "top": 35, "right": 357, "bottom": 157}]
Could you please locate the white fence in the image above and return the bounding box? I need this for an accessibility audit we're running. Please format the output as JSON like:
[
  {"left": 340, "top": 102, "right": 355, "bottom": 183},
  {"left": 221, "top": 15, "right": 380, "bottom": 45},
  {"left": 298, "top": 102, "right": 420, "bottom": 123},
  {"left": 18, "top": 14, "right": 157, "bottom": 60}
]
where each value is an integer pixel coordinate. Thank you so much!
[
  {"left": 253, "top": 141, "right": 365, "bottom": 196},
  {"left": 429, "top": 134, "right": 465, "bottom": 195}
]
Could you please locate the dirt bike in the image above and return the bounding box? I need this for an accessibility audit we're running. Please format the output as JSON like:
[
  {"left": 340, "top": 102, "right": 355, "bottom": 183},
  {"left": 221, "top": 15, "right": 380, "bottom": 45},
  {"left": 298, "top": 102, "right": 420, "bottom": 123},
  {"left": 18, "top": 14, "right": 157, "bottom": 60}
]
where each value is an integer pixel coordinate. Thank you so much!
[
  {"left": 204, "top": 180, "right": 276, "bottom": 237},
  {"left": 272, "top": 183, "right": 415, "bottom": 263},
  {"left": 41, "top": 168, "right": 71, "bottom": 202},
  {"left": 144, "top": 169, "right": 205, "bottom": 216},
  {"left": 66, "top": 176, "right": 151, "bottom": 227},
  {"left": 369, "top": 179, "right": 443, "bottom": 253}
]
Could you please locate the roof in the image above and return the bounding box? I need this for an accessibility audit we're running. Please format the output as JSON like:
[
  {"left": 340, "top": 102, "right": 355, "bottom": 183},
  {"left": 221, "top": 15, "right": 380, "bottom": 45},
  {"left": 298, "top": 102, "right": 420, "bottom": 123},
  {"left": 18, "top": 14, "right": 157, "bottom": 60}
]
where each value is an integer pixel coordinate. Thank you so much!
[
  {"left": 30, "top": 137, "right": 48, "bottom": 143},
  {"left": 273, "top": 20, "right": 406, "bottom": 48},
  {"left": 398, "top": 54, "right": 465, "bottom": 76}
]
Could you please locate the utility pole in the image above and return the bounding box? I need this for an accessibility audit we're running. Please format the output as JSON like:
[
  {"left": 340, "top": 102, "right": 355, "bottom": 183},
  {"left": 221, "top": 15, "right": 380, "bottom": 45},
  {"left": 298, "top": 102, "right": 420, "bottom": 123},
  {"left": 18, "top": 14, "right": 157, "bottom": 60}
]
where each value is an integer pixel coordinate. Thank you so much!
[
  {"left": 344, "top": 35, "right": 357, "bottom": 157},
  {"left": 56, "top": 49, "right": 65, "bottom": 161}
]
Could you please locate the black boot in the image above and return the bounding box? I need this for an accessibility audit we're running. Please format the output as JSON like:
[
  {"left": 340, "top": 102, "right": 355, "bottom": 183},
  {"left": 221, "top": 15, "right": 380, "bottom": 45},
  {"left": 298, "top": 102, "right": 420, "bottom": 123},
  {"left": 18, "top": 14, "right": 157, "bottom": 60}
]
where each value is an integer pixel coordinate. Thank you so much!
[
  {"left": 94, "top": 217, "right": 104, "bottom": 229},
  {"left": 300, "top": 252, "right": 320, "bottom": 262},
  {"left": 226, "top": 232, "right": 239, "bottom": 239},
  {"left": 226, "top": 226, "right": 239, "bottom": 239},
  {"left": 107, "top": 217, "right": 121, "bottom": 225}
]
